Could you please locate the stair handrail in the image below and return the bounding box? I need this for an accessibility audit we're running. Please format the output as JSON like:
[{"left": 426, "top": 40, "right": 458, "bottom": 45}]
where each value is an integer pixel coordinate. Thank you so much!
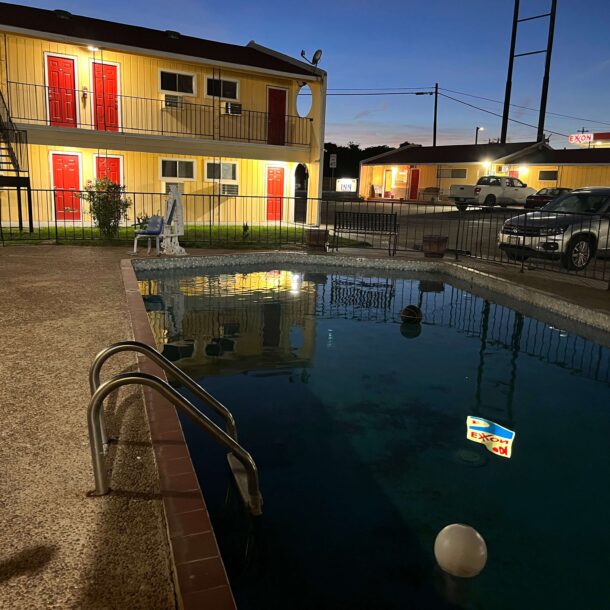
[
  {"left": 87, "top": 371, "right": 262, "bottom": 515},
  {"left": 0, "top": 88, "right": 27, "bottom": 172},
  {"left": 89, "top": 340, "right": 238, "bottom": 445}
]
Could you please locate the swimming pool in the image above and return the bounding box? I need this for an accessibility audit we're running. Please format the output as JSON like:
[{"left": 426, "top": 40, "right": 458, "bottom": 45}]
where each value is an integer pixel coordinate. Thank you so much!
[{"left": 137, "top": 264, "right": 610, "bottom": 610}]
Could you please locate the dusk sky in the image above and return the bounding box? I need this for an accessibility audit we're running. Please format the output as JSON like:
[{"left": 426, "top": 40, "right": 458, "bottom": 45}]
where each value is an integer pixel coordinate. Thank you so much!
[{"left": 17, "top": 0, "right": 610, "bottom": 148}]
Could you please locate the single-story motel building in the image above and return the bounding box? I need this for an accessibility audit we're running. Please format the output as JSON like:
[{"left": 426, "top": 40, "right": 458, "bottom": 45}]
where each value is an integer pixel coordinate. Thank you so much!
[{"left": 359, "top": 141, "right": 610, "bottom": 201}]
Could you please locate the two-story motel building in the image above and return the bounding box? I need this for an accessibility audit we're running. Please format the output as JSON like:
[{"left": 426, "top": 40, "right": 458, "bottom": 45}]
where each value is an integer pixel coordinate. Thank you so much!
[{"left": 0, "top": 2, "right": 326, "bottom": 226}]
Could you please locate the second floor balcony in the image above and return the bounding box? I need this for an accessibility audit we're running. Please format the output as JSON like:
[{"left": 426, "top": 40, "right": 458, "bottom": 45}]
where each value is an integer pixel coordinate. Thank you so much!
[{"left": 6, "top": 81, "right": 313, "bottom": 147}]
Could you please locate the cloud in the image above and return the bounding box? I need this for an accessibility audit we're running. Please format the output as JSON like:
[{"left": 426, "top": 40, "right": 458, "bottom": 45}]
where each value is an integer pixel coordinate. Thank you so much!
[
  {"left": 353, "top": 102, "right": 390, "bottom": 121},
  {"left": 325, "top": 120, "right": 474, "bottom": 147}
]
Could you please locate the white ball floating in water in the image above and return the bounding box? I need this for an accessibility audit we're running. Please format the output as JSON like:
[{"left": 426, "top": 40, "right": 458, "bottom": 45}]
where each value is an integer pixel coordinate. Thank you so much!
[{"left": 434, "top": 524, "right": 487, "bottom": 578}]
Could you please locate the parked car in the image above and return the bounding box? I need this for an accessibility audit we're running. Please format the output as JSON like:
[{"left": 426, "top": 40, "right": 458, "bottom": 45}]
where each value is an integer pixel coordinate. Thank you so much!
[
  {"left": 449, "top": 176, "right": 536, "bottom": 211},
  {"left": 525, "top": 187, "right": 572, "bottom": 209},
  {"left": 498, "top": 187, "right": 610, "bottom": 270}
]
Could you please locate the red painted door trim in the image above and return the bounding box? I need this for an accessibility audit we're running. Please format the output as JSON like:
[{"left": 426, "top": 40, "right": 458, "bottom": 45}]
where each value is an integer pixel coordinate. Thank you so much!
[
  {"left": 93, "top": 62, "right": 119, "bottom": 132},
  {"left": 46, "top": 55, "right": 77, "bottom": 128},
  {"left": 266, "top": 166, "right": 284, "bottom": 221},
  {"left": 95, "top": 156, "right": 122, "bottom": 184},
  {"left": 52, "top": 153, "right": 81, "bottom": 221},
  {"left": 409, "top": 168, "right": 420, "bottom": 200},
  {"left": 267, "top": 88, "right": 286, "bottom": 146}
]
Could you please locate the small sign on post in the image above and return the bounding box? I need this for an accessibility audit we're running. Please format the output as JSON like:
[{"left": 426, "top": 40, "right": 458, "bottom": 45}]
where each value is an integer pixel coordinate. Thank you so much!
[{"left": 329, "top": 153, "right": 337, "bottom": 169}]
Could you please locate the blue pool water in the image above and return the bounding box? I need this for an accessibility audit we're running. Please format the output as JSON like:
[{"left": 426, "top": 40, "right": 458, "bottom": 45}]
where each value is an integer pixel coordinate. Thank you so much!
[{"left": 138, "top": 267, "right": 610, "bottom": 610}]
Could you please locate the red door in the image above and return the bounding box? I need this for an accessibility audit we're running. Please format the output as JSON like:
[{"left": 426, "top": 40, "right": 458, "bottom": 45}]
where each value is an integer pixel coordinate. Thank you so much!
[
  {"left": 409, "top": 168, "right": 420, "bottom": 200},
  {"left": 52, "top": 153, "right": 81, "bottom": 221},
  {"left": 93, "top": 62, "right": 119, "bottom": 131},
  {"left": 266, "top": 166, "right": 284, "bottom": 221},
  {"left": 46, "top": 55, "right": 77, "bottom": 128},
  {"left": 96, "top": 156, "right": 122, "bottom": 184},
  {"left": 267, "top": 88, "right": 286, "bottom": 145}
]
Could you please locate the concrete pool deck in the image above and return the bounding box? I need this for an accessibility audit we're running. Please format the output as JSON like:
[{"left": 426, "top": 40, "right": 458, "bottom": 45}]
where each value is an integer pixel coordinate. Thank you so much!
[{"left": 0, "top": 244, "right": 608, "bottom": 609}]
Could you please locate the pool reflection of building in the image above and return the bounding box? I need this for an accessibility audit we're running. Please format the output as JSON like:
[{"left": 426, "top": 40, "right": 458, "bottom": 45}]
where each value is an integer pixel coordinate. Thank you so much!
[
  {"left": 138, "top": 271, "right": 317, "bottom": 377},
  {"left": 138, "top": 270, "right": 610, "bottom": 390}
]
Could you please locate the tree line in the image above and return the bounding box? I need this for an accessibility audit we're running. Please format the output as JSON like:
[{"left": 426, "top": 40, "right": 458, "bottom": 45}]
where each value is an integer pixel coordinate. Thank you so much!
[{"left": 323, "top": 141, "right": 416, "bottom": 178}]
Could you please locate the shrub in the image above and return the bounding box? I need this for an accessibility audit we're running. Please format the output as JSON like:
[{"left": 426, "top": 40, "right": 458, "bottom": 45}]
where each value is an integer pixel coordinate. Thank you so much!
[{"left": 80, "top": 178, "right": 131, "bottom": 239}]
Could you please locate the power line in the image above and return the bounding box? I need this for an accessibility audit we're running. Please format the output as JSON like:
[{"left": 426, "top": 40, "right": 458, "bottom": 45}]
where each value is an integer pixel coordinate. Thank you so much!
[
  {"left": 438, "top": 92, "right": 569, "bottom": 138},
  {"left": 313, "top": 85, "right": 610, "bottom": 128},
  {"left": 325, "top": 91, "right": 433, "bottom": 96},
  {"left": 326, "top": 86, "right": 433, "bottom": 91},
  {"left": 440, "top": 87, "right": 610, "bottom": 127}
]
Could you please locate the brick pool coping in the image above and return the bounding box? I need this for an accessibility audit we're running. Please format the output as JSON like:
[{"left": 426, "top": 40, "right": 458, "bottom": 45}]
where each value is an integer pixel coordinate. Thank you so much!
[
  {"left": 123, "top": 250, "right": 610, "bottom": 608},
  {"left": 121, "top": 259, "right": 237, "bottom": 610}
]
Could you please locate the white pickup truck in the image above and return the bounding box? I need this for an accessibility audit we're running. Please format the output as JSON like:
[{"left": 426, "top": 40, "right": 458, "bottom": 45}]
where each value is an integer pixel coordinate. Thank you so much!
[{"left": 449, "top": 175, "right": 537, "bottom": 211}]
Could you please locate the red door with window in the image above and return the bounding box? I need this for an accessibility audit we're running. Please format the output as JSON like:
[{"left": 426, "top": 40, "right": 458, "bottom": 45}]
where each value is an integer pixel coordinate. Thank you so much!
[
  {"left": 93, "top": 62, "right": 119, "bottom": 131},
  {"left": 266, "top": 166, "right": 284, "bottom": 220},
  {"left": 267, "top": 88, "right": 286, "bottom": 145},
  {"left": 96, "top": 156, "right": 121, "bottom": 184},
  {"left": 52, "top": 153, "right": 81, "bottom": 221},
  {"left": 46, "top": 55, "right": 77, "bottom": 128},
  {"left": 409, "top": 168, "right": 420, "bottom": 200}
]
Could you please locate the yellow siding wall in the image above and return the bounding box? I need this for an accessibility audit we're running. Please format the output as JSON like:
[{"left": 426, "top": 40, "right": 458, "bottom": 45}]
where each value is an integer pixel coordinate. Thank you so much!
[
  {"left": 2, "top": 32, "right": 324, "bottom": 165},
  {"left": 360, "top": 162, "right": 610, "bottom": 199},
  {"left": 4, "top": 33, "right": 299, "bottom": 115},
  {"left": 2, "top": 143, "right": 312, "bottom": 224},
  {"left": 557, "top": 166, "right": 610, "bottom": 190}
]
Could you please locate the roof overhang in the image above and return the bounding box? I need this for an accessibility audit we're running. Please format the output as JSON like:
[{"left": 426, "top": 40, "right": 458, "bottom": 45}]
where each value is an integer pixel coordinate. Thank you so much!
[{"left": 0, "top": 24, "right": 322, "bottom": 82}]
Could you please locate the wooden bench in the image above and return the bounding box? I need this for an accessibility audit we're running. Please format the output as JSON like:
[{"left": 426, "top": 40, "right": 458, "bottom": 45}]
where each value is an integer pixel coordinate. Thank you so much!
[{"left": 332, "top": 210, "right": 399, "bottom": 256}]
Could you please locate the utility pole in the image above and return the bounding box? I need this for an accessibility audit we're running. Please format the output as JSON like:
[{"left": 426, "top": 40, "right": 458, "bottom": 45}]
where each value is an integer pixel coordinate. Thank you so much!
[
  {"left": 537, "top": 0, "right": 557, "bottom": 142},
  {"left": 433, "top": 82, "right": 438, "bottom": 147},
  {"left": 501, "top": 0, "right": 519, "bottom": 144}
]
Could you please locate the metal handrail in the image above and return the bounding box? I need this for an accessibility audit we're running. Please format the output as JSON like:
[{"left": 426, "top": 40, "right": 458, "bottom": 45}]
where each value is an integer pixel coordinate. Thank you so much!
[
  {"left": 89, "top": 340, "right": 237, "bottom": 445},
  {"left": 87, "top": 371, "right": 262, "bottom": 515}
]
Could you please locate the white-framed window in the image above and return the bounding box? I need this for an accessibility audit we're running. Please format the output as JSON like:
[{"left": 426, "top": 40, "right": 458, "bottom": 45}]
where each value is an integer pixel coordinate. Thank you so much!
[
  {"left": 205, "top": 77, "right": 239, "bottom": 101},
  {"left": 159, "top": 70, "right": 196, "bottom": 95},
  {"left": 437, "top": 168, "right": 468, "bottom": 179},
  {"left": 160, "top": 158, "right": 196, "bottom": 181},
  {"left": 205, "top": 161, "right": 238, "bottom": 184}
]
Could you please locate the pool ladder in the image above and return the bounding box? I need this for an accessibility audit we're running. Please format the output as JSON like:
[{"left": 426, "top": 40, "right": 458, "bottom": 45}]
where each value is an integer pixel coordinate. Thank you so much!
[{"left": 87, "top": 340, "right": 263, "bottom": 516}]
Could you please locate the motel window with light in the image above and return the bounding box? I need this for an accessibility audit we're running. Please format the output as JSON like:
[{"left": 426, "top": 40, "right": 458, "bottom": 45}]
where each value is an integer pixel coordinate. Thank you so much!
[
  {"left": 161, "top": 159, "right": 195, "bottom": 180},
  {"left": 206, "top": 77, "right": 239, "bottom": 100},
  {"left": 205, "top": 161, "right": 238, "bottom": 183},
  {"left": 437, "top": 168, "right": 467, "bottom": 179},
  {"left": 160, "top": 71, "right": 195, "bottom": 95},
  {"left": 539, "top": 170, "right": 558, "bottom": 181}
]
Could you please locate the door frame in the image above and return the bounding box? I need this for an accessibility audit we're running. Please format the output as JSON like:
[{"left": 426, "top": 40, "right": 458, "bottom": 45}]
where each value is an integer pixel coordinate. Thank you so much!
[
  {"left": 409, "top": 168, "right": 420, "bottom": 200},
  {"left": 93, "top": 153, "right": 124, "bottom": 185},
  {"left": 89, "top": 59, "right": 122, "bottom": 131},
  {"left": 383, "top": 168, "right": 393, "bottom": 198},
  {"left": 49, "top": 150, "right": 83, "bottom": 222},
  {"left": 43, "top": 52, "right": 81, "bottom": 128},
  {"left": 265, "top": 162, "right": 287, "bottom": 221},
  {"left": 266, "top": 86, "right": 289, "bottom": 144}
]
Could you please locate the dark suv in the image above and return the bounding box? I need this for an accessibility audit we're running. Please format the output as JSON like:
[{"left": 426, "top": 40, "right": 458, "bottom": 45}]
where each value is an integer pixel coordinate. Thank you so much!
[{"left": 498, "top": 187, "right": 610, "bottom": 270}]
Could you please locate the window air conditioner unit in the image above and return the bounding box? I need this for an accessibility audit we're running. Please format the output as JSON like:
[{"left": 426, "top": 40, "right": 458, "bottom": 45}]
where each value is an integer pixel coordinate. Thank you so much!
[
  {"left": 222, "top": 102, "right": 242, "bottom": 116},
  {"left": 221, "top": 183, "right": 239, "bottom": 196},
  {"left": 164, "top": 94, "right": 183, "bottom": 109}
]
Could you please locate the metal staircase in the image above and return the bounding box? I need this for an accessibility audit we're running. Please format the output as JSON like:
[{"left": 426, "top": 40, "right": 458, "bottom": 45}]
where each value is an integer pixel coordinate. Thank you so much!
[{"left": 0, "top": 88, "right": 33, "bottom": 232}]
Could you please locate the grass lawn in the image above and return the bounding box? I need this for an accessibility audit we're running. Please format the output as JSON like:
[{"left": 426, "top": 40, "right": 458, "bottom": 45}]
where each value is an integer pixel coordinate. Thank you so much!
[{"left": 0, "top": 224, "right": 369, "bottom": 248}]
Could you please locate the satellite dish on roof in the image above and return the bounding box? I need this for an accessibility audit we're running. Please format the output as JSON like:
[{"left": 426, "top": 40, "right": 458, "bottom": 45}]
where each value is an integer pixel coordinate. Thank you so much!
[{"left": 301, "top": 49, "right": 323, "bottom": 67}]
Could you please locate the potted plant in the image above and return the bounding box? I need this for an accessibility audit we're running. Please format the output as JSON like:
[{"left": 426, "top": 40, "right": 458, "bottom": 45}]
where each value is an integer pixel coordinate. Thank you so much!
[
  {"left": 79, "top": 178, "right": 131, "bottom": 239},
  {"left": 422, "top": 235, "right": 449, "bottom": 258}
]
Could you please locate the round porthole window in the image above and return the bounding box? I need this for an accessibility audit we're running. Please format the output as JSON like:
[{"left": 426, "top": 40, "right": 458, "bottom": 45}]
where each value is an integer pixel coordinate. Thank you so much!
[{"left": 296, "top": 84, "right": 313, "bottom": 118}]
